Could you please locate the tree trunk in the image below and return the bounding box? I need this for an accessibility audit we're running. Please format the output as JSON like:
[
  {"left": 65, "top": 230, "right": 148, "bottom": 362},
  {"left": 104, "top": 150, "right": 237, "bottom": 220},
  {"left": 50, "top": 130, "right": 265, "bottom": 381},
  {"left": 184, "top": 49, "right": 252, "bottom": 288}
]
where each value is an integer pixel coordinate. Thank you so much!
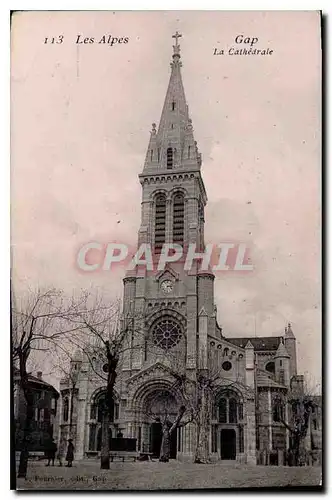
[
  {"left": 159, "top": 425, "right": 171, "bottom": 462},
  {"left": 17, "top": 389, "right": 34, "bottom": 478},
  {"left": 159, "top": 406, "right": 186, "bottom": 463},
  {"left": 100, "top": 413, "right": 110, "bottom": 469},
  {"left": 194, "top": 385, "right": 210, "bottom": 464}
]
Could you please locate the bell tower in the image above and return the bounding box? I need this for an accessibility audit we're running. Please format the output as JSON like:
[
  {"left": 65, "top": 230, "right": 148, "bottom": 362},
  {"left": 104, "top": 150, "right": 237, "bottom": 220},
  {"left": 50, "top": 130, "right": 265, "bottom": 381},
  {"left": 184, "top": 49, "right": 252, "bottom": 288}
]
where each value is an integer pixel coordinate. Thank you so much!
[
  {"left": 122, "top": 33, "right": 216, "bottom": 378},
  {"left": 138, "top": 31, "right": 206, "bottom": 252}
]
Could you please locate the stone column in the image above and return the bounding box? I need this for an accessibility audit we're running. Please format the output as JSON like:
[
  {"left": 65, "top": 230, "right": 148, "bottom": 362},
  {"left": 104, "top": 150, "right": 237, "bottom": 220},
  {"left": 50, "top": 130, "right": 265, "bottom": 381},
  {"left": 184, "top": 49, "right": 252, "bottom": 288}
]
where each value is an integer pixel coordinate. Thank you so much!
[
  {"left": 198, "top": 307, "right": 208, "bottom": 370},
  {"left": 245, "top": 397, "right": 257, "bottom": 465},
  {"left": 285, "top": 403, "right": 290, "bottom": 449},
  {"left": 179, "top": 422, "right": 195, "bottom": 461},
  {"left": 186, "top": 275, "right": 197, "bottom": 370},
  {"left": 186, "top": 198, "right": 198, "bottom": 245},
  {"left": 127, "top": 422, "right": 133, "bottom": 438},
  {"left": 245, "top": 341, "right": 255, "bottom": 388},
  {"left": 131, "top": 278, "right": 145, "bottom": 370},
  {"left": 267, "top": 391, "right": 272, "bottom": 451},
  {"left": 75, "top": 398, "right": 87, "bottom": 460}
]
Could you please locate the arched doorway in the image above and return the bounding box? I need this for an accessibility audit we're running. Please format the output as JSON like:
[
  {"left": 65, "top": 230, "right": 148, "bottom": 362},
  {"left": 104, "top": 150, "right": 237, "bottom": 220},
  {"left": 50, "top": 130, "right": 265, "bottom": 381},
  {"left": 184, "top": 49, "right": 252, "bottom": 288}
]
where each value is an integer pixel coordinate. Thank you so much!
[
  {"left": 88, "top": 389, "right": 119, "bottom": 452},
  {"left": 215, "top": 388, "right": 244, "bottom": 461},
  {"left": 141, "top": 388, "right": 179, "bottom": 459},
  {"left": 220, "top": 429, "right": 236, "bottom": 460}
]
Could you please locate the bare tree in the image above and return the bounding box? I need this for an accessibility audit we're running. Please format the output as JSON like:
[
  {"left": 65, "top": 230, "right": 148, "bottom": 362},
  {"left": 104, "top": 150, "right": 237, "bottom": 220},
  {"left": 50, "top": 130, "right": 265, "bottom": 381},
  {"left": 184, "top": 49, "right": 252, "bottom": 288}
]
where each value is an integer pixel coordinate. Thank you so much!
[
  {"left": 62, "top": 291, "right": 146, "bottom": 470},
  {"left": 139, "top": 387, "right": 194, "bottom": 462},
  {"left": 12, "top": 287, "right": 83, "bottom": 479},
  {"left": 149, "top": 345, "right": 247, "bottom": 464},
  {"left": 273, "top": 379, "right": 321, "bottom": 466}
]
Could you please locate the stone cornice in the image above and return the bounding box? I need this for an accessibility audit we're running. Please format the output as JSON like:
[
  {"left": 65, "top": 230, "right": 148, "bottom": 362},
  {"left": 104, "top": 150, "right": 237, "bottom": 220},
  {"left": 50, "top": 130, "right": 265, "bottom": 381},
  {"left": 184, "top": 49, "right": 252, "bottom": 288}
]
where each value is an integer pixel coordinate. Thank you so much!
[{"left": 139, "top": 170, "right": 207, "bottom": 204}]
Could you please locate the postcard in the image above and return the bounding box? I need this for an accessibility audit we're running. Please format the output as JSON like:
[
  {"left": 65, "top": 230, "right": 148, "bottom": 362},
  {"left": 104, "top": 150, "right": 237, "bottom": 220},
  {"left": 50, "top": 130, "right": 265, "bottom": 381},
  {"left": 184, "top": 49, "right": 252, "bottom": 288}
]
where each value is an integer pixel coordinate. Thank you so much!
[{"left": 11, "top": 10, "right": 322, "bottom": 490}]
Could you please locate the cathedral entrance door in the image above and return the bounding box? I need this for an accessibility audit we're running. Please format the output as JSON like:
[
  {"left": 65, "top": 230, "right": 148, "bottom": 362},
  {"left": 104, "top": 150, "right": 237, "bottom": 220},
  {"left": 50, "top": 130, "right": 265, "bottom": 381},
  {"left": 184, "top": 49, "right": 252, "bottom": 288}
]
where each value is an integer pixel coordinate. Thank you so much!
[
  {"left": 149, "top": 422, "right": 177, "bottom": 459},
  {"left": 150, "top": 422, "right": 162, "bottom": 458},
  {"left": 220, "top": 429, "right": 236, "bottom": 460}
]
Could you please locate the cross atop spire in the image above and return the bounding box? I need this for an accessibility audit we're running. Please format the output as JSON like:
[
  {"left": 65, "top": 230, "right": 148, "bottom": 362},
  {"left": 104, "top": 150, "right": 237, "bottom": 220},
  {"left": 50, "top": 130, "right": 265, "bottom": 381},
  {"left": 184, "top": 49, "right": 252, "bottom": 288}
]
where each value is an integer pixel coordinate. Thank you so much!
[
  {"left": 172, "top": 30, "right": 182, "bottom": 46},
  {"left": 172, "top": 31, "right": 182, "bottom": 57},
  {"left": 142, "top": 32, "right": 203, "bottom": 177}
]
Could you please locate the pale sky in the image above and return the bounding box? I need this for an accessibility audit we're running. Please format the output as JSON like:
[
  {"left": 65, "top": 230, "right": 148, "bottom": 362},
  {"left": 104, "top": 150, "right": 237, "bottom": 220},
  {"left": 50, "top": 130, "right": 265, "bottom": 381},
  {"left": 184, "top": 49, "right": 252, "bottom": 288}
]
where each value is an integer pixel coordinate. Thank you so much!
[{"left": 11, "top": 11, "right": 321, "bottom": 388}]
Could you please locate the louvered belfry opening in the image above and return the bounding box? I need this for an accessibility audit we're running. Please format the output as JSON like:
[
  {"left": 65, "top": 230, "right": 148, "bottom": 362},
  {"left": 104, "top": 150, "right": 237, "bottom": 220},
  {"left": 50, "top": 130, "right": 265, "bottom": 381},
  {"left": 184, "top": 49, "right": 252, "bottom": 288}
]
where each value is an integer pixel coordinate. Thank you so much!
[
  {"left": 173, "top": 193, "right": 184, "bottom": 246},
  {"left": 167, "top": 147, "right": 173, "bottom": 168},
  {"left": 154, "top": 194, "right": 166, "bottom": 253}
]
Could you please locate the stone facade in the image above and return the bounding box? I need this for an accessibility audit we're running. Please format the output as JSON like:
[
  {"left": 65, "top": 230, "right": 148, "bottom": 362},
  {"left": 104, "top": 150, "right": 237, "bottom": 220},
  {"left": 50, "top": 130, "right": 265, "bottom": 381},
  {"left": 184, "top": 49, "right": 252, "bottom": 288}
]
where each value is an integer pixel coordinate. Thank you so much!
[{"left": 57, "top": 34, "right": 321, "bottom": 465}]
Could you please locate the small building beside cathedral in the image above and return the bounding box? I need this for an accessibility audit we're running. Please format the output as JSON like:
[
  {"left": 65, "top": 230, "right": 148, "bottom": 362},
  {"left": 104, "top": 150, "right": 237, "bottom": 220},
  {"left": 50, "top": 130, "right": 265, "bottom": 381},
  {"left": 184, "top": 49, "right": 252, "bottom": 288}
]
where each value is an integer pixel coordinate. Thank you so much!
[{"left": 58, "top": 34, "right": 321, "bottom": 466}]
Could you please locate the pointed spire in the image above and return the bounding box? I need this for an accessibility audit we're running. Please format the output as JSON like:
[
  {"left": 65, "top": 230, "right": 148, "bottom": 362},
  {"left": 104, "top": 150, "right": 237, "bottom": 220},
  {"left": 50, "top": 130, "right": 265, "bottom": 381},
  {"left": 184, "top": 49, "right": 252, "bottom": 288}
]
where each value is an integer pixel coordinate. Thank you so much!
[
  {"left": 245, "top": 340, "right": 254, "bottom": 350},
  {"left": 142, "top": 32, "right": 202, "bottom": 173},
  {"left": 285, "top": 322, "right": 295, "bottom": 339},
  {"left": 275, "top": 338, "right": 290, "bottom": 358}
]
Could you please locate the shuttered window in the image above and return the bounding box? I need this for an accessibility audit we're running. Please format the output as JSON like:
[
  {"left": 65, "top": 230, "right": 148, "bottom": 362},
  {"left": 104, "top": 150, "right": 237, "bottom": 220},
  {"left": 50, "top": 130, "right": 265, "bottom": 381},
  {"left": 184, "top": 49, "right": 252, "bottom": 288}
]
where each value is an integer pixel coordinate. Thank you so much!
[
  {"left": 154, "top": 194, "right": 166, "bottom": 253},
  {"left": 173, "top": 193, "right": 184, "bottom": 245}
]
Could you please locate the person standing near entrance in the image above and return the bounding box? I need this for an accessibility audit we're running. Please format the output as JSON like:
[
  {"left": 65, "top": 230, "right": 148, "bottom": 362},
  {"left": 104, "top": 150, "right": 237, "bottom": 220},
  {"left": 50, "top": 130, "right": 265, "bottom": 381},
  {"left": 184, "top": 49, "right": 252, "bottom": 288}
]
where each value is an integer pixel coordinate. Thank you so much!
[
  {"left": 46, "top": 438, "right": 57, "bottom": 466},
  {"left": 66, "top": 439, "right": 74, "bottom": 467}
]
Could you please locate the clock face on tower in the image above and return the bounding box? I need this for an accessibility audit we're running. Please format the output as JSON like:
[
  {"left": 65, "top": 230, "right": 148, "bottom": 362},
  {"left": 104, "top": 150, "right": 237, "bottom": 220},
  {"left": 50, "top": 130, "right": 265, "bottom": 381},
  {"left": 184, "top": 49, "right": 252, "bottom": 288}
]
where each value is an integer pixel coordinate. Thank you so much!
[{"left": 161, "top": 280, "right": 173, "bottom": 294}]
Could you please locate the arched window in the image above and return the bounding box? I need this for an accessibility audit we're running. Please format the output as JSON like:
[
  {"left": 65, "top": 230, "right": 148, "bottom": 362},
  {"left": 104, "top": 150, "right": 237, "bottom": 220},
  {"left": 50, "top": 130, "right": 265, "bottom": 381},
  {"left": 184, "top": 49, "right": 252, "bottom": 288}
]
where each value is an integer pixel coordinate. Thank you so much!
[
  {"left": 167, "top": 147, "right": 173, "bottom": 168},
  {"left": 218, "top": 398, "right": 227, "bottom": 423},
  {"left": 217, "top": 393, "right": 242, "bottom": 424},
  {"left": 238, "top": 402, "right": 244, "bottom": 420},
  {"left": 171, "top": 100, "right": 176, "bottom": 111},
  {"left": 95, "top": 391, "right": 115, "bottom": 423},
  {"left": 229, "top": 398, "right": 238, "bottom": 423},
  {"left": 90, "top": 403, "right": 97, "bottom": 420},
  {"left": 63, "top": 397, "right": 69, "bottom": 422},
  {"left": 273, "top": 401, "right": 284, "bottom": 422},
  {"left": 97, "top": 396, "right": 106, "bottom": 423},
  {"left": 173, "top": 193, "right": 184, "bottom": 245},
  {"left": 266, "top": 361, "right": 275, "bottom": 374},
  {"left": 154, "top": 194, "right": 166, "bottom": 253},
  {"left": 88, "top": 392, "right": 116, "bottom": 451}
]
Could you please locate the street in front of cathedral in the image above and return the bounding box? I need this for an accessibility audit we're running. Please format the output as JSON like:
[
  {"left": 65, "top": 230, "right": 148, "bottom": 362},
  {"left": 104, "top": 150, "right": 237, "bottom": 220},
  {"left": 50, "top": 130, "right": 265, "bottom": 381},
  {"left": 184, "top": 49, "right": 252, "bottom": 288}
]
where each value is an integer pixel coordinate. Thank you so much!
[{"left": 12, "top": 11, "right": 322, "bottom": 491}]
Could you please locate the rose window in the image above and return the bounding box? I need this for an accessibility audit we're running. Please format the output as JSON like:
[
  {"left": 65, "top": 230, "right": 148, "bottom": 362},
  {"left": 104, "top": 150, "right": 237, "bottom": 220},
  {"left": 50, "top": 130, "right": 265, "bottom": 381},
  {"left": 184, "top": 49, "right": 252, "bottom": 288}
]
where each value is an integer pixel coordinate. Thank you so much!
[{"left": 152, "top": 317, "right": 183, "bottom": 349}]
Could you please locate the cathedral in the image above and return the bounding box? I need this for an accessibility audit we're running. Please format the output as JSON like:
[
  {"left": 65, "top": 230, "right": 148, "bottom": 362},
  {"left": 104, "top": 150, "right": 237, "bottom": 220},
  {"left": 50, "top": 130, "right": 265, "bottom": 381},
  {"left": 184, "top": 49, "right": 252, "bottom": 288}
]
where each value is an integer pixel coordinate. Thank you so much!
[{"left": 58, "top": 33, "right": 316, "bottom": 465}]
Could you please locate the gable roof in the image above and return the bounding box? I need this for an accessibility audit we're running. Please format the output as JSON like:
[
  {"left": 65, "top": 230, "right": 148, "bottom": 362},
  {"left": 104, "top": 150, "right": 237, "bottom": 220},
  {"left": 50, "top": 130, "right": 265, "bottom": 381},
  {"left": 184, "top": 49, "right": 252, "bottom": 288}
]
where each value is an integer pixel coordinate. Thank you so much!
[
  {"left": 126, "top": 361, "right": 177, "bottom": 384},
  {"left": 225, "top": 336, "right": 282, "bottom": 352},
  {"left": 14, "top": 368, "right": 59, "bottom": 396},
  {"left": 256, "top": 369, "right": 287, "bottom": 389}
]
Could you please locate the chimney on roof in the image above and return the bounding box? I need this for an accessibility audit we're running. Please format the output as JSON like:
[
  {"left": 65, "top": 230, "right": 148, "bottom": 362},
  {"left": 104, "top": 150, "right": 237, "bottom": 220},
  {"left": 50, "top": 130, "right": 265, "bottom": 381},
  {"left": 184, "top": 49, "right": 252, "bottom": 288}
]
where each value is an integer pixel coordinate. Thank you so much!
[{"left": 37, "top": 371, "right": 42, "bottom": 380}]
